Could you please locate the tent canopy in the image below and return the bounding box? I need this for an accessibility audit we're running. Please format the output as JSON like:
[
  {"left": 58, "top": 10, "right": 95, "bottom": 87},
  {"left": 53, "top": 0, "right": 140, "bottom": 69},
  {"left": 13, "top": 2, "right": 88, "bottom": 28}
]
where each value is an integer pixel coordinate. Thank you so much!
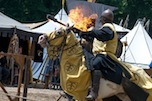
[
  {"left": 0, "top": 12, "right": 43, "bottom": 62},
  {"left": 113, "top": 23, "right": 130, "bottom": 39},
  {"left": 0, "top": 12, "right": 42, "bottom": 42},
  {"left": 120, "top": 21, "right": 152, "bottom": 69},
  {"left": 113, "top": 23, "right": 130, "bottom": 33},
  {"left": 0, "top": 12, "right": 30, "bottom": 30},
  {"left": 23, "top": 21, "right": 48, "bottom": 29},
  {"left": 32, "top": 8, "right": 73, "bottom": 34}
]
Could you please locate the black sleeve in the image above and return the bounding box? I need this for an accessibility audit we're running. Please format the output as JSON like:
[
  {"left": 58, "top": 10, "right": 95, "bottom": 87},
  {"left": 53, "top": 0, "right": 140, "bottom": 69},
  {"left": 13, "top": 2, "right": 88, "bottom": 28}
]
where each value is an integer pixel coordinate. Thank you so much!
[{"left": 91, "top": 26, "right": 114, "bottom": 42}]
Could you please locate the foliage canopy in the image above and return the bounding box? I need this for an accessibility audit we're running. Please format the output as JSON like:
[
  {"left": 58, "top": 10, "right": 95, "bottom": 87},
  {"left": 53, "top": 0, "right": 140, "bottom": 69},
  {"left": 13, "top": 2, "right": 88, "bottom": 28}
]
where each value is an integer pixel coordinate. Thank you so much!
[{"left": 0, "top": 0, "right": 151, "bottom": 36}]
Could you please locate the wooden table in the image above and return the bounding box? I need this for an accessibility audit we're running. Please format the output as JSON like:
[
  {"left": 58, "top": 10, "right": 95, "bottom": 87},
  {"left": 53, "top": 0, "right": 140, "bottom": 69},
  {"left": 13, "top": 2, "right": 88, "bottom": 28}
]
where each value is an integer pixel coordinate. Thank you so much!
[{"left": 0, "top": 52, "right": 33, "bottom": 101}]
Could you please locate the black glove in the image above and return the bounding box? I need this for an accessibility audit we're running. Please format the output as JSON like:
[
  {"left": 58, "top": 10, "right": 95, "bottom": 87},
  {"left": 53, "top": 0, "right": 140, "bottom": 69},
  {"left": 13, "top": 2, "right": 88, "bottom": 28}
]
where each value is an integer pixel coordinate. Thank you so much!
[
  {"left": 72, "top": 27, "right": 82, "bottom": 33},
  {"left": 80, "top": 31, "right": 94, "bottom": 37},
  {"left": 66, "top": 26, "right": 82, "bottom": 34},
  {"left": 80, "top": 31, "right": 94, "bottom": 42}
]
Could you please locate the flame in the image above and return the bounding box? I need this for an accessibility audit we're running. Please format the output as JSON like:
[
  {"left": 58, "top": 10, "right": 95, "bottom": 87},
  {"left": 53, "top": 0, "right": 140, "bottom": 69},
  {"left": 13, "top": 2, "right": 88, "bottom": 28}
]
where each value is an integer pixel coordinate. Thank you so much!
[{"left": 68, "top": 7, "right": 97, "bottom": 32}]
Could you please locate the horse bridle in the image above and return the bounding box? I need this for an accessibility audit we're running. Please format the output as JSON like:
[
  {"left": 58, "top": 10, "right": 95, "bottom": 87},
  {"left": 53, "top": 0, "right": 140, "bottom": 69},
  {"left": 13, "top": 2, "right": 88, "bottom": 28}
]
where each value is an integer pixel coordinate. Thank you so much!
[
  {"left": 46, "top": 30, "right": 80, "bottom": 67},
  {"left": 46, "top": 30, "right": 80, "bottom": 53}
]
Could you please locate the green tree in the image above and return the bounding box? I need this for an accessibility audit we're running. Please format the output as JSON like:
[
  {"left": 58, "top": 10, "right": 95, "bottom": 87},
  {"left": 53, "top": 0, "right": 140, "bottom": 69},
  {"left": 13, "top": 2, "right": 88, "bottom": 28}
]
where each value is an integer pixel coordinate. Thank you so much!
[
  {"left": 97, "top": 0, "right": 152, "bottom": 36},
  {"left": 0, "top": 0, "right": 61, "bottom": 22},
  {"left": 0, "top": 0, "right": 152, "bottom": 36}
]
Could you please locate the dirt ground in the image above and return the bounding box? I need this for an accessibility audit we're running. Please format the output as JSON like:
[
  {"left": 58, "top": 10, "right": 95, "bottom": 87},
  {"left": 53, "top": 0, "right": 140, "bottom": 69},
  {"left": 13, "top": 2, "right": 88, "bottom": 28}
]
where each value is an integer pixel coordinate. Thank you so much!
[{"left": 0, "top": 83, "right": 67, "bottom": 101}]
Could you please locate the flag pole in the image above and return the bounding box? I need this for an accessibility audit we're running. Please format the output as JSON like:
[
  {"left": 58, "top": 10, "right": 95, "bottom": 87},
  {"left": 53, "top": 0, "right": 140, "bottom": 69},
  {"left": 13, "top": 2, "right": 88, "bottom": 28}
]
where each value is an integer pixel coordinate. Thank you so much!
[
  {"left": 123, "top": 14, "right": 129, "bottom": 28},
  {"left": 87, "top": 0, "right": 96, "bottom": 3},
  {"left": 60, "top": 0, "right": 65, "bottom": 20}
]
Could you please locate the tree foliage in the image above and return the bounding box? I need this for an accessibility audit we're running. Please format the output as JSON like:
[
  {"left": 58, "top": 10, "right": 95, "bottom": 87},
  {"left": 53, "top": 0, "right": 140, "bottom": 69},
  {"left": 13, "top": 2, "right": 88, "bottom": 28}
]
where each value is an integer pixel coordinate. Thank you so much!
[
  {"left": 0, "top": 0, "right": 61, "bottom": 22},
  {"left": 0, "top": 0, "right": 152, "bottom": 36},
  {"left": 97, "top": 0, "right": 152, "bottom": 36}
]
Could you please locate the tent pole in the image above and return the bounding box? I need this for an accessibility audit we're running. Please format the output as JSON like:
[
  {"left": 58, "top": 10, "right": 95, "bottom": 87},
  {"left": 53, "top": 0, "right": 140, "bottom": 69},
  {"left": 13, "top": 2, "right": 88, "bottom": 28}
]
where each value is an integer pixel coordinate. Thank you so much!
[
  {"left": 34, "top": 56, "right": 49, "bottom": 88},
  {"left": 122, "top": 37, "right": 128, "bottom": 62},
  {"left": 60, "top": 0, "right": 65, "bottom": 20}
]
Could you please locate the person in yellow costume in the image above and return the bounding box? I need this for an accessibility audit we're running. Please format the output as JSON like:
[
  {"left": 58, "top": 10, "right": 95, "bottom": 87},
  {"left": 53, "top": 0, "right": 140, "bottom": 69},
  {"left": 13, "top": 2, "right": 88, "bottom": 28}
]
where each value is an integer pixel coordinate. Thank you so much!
[{"left": 80, "top": 9, "right": 152, "bottom": 101}]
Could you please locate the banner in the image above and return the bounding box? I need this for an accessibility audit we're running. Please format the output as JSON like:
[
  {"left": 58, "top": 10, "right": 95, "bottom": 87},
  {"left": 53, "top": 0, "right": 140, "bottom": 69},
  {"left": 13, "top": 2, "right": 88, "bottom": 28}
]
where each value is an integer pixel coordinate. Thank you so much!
[
  {"left": 87, "top": 0, "right": 96, "bottom": 2},
  {"left": 62, "top": 0, "right": 65, "bottom": 8}
]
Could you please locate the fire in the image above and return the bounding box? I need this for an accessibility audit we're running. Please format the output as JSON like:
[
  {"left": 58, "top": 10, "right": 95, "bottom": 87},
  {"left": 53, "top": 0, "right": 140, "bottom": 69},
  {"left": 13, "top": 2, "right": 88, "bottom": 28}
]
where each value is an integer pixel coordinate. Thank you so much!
[{"left": 68, "top": 7, "right": 97, "bottom": 32}]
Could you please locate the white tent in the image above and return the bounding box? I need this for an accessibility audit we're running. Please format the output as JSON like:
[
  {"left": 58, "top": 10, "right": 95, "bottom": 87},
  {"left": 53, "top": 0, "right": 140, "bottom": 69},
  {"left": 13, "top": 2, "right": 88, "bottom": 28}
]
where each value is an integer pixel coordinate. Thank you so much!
[
  {"left": 120, "top": 21, "right": 152, "bottom": 69},
  {"left": 0, "top": 12, "right": 30, "bottom": 30},
  {"left": 32, "top": 8, "right": 73, "bottom": 34},
  {"left": 113, "top": 23, "right": 130, "bottom": 39},
  {"left": 0, "top": 12, "right": 41, "bottom": 42},
  {"left": 23, "top": 21, "right": 47, "bottom": 29},
  {"left": 32, "top": 8, "right": 72, "bottom": 80},
  {"left": 113, "top": 23, "right": 130, "bottom": 33}
]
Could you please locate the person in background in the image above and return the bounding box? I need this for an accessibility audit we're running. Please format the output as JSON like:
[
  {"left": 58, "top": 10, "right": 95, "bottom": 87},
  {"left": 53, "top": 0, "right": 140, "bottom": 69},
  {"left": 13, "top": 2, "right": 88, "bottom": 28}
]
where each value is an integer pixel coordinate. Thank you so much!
[{"left": 0, "top": 51, "right": 10, "bottom": 84}]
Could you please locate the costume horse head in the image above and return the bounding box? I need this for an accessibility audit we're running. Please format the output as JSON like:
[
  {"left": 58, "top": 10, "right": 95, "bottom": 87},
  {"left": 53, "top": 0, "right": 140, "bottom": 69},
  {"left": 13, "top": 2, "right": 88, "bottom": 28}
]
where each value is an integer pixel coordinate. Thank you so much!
[{"left": 38, "top": 28, "right": 133, "bottom": 101}]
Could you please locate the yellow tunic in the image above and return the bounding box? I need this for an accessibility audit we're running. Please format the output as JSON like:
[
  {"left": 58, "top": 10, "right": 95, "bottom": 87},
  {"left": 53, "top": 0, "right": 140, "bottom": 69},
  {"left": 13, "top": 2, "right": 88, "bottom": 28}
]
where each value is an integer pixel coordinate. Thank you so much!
[{"left": 93, "top": 23, "right": 117, "bottom": 55}]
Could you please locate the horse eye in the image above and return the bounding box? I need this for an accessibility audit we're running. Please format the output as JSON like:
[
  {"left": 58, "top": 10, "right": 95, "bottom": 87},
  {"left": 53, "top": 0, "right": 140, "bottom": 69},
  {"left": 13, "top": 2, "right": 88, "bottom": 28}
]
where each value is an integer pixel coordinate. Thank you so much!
[
  {"left": 56, "top": 32, "right": 60, "bottom": 35},
  {"left": 40, "top": 36, "right": 43, "bottom": 40}
]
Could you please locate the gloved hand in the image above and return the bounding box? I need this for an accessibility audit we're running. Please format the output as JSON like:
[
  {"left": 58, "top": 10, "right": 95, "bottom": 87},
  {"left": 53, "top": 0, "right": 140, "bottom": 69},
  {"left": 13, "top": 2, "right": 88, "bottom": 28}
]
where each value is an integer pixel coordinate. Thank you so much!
[
  {"left": 80, "top": 31, "right": 94, "bottom": 42},
  {"left": 72, "top": 27, "right": 82, "bottom": 33},
  {"left": 66, "top": 25, "right": 81, "bottom": 33},
  {"left": 80, "top": 31, "right": 93, "bottom": 37}
]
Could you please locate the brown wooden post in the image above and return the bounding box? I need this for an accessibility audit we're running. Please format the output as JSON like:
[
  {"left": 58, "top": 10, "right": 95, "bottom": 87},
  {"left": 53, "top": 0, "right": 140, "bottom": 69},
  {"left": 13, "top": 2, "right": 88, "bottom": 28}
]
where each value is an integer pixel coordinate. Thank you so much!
[
  {"left": 14, "top": 54, "right": 25, "bottom": 101},
  {"left": 10, "top": 57, "right": 15, "bottom": 85},
  {"left": 22, "top": 39, "right": 34, "bottom": 101},
  {"left": 22, "top": 57, "right": 31, "bottom": 101}
]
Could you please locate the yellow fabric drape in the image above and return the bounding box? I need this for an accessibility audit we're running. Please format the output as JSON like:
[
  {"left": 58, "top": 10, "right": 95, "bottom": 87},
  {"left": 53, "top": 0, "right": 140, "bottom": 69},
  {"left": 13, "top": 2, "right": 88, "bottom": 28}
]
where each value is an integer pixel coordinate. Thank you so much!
[{"left": 47, "top": 30, "right": 91, "bottom": 101}]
